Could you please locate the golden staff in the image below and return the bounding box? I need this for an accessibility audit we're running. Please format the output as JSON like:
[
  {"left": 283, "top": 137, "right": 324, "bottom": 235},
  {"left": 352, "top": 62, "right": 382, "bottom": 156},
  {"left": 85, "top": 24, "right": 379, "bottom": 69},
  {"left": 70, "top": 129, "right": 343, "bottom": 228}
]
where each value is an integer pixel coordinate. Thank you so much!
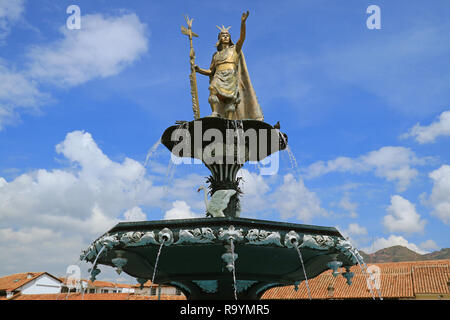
[{"left": 181, "top": 15, "right": 200, "bottom": 120}]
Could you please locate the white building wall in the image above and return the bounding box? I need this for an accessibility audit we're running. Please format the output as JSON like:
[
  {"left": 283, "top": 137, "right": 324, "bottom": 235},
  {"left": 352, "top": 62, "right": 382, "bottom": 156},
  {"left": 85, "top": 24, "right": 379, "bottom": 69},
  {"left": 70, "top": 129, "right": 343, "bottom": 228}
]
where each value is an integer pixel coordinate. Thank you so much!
[
  {"left": 20, "top": 275, "right": 62, "bottom": 295},
  {"left": 161, "top": 287, "right": 177, "bottom": 295}
]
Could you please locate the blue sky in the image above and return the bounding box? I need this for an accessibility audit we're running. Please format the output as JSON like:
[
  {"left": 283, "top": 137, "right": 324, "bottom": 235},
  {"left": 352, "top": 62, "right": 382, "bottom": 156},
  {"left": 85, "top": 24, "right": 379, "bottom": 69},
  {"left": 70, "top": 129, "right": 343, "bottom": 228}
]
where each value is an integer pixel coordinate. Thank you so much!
[{"left": 1, "top": 0, "right": 450, "bottom": 282}]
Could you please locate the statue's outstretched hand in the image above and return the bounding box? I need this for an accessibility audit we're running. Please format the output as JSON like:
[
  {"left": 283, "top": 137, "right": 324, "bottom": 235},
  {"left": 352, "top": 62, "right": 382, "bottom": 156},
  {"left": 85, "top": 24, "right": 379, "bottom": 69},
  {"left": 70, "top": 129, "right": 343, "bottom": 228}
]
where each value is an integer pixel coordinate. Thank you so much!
[{"left": 242, "top": 11, "right": 249, "bottom": 23}]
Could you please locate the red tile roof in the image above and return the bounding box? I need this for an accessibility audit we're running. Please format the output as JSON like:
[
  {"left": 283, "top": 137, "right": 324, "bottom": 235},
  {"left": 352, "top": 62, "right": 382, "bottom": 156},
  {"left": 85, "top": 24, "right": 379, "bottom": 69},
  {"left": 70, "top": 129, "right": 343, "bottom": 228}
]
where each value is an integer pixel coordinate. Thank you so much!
[
  {"left": 59, "top": 277, "right": 135, "bottom": 289},
  {"left": 0, "top": 272, "right": 60, "bottom": 292},
  {"left": 412, "top": 265, "right": 450, "bottom": 294},
  {"left": 261, "top": 259, "right": 450, "bottom": 300}
]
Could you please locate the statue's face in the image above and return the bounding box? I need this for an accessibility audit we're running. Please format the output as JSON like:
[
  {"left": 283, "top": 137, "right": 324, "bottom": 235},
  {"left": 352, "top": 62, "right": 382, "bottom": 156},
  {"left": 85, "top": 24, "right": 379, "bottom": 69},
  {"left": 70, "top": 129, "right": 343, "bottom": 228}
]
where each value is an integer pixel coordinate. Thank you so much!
[{"left": 220, "top": 32, "right": 231, "bottom": 44}]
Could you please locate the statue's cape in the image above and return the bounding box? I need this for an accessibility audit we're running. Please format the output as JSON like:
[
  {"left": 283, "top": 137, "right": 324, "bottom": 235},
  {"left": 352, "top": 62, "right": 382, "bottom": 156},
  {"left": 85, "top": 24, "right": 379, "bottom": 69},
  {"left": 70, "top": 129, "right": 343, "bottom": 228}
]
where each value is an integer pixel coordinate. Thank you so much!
[{"left": 235, "top": 52, "right": 264, "bottom": 121}]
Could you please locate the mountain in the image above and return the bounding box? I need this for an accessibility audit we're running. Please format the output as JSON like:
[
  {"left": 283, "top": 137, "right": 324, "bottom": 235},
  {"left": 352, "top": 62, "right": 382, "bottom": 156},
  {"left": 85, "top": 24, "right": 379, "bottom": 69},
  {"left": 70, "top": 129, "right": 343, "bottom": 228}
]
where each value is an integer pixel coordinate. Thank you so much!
[
  {"left": 423, "top": 248, "right": 450, "bottom": 260},
  {"left": 358, "top": 246, "right": 450, "bottom": 263}
]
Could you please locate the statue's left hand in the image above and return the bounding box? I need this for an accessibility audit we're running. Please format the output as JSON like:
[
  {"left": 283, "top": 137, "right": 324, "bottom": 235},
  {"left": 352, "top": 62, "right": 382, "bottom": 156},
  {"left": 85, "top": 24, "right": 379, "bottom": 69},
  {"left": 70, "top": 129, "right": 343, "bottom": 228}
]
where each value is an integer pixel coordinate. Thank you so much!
[{"left": 242, "top": 11, "right": 249, "bottom": 23}]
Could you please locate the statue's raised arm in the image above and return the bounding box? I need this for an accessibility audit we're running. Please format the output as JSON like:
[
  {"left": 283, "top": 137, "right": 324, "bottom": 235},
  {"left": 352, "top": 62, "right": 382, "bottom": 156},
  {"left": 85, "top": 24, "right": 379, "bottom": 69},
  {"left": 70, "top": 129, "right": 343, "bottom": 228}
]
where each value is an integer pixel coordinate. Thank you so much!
[{"left": 235, "top": 11, "right": 249, "bottom": 53}]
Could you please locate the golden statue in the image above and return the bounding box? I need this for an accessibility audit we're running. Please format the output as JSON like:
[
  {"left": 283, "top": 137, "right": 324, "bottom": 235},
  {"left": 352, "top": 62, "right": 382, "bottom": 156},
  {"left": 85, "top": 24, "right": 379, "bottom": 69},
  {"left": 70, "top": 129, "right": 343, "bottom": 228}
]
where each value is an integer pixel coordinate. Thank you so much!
[{"left": 194, "top": 11, "right": 264, "bottom": 121}]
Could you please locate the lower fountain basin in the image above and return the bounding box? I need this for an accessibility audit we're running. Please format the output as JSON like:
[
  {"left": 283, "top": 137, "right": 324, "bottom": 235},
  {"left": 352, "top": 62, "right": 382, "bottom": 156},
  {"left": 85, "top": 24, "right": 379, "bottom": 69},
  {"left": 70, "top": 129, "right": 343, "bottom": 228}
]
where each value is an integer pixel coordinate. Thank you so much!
[{"left": 81, "top": 217, "right": 361, "bottom": 300}]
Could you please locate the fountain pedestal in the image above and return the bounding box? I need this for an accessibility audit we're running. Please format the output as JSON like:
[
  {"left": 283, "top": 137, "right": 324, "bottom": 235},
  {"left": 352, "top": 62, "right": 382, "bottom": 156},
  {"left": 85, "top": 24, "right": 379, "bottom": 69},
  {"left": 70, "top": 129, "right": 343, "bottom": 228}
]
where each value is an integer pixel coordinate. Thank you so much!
[
  {"left": 81, "top": 117, "right": 361, "bottom": 300},
  {"left": 161, "top": 117, "right": 287, "bottom": 217}
]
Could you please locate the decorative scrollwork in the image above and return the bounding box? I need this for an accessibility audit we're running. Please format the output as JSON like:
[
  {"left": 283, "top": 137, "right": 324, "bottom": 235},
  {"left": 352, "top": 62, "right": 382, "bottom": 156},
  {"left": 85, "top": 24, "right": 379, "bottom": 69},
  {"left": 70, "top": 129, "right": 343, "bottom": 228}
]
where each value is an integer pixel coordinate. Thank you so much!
[
  {"left": 175, "top": 228, "right": 216, "bottom": 244},
  {"left": 120, "top": 231, "right": 144, "bottom": 245},
  {"left": 218, "top": 225, "right": 244, "bottom": 242},
  {"left": 123, "top": 231, "right": 159, "bottom": 247},
  {"left": 246, "top": 229, "right": 282, "bottom": 246},
  {"left": 300, "top": 235, "right": 335, "bottom": 250}
]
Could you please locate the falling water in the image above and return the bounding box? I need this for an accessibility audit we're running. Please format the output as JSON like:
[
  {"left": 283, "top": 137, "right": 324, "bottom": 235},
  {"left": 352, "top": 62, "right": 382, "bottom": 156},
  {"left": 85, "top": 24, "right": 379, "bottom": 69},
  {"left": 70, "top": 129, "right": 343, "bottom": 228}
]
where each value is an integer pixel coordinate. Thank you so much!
[
  {"left": 144, "top": 138, "right": 162, "bottom": 168},
  {"left": 163, "top": 123, "right": 189, "bottom": 193},
  {"left": 294, "top": 245, "right": 312, "bottom": 300},
  {"left": 90, "top": 245, "right": 106, "bottom": 278},
  {"left": 230, "top": 239, "right": 238, "bottom": 300},
  {"left": 164, "top": 157, "right": 177, "bottom": 195},
  {"left": 279, "top": 133, "right": 299, "bottom": 175},
  {"left": 150, "top": 241, "right": 165, "bottom": 299}
]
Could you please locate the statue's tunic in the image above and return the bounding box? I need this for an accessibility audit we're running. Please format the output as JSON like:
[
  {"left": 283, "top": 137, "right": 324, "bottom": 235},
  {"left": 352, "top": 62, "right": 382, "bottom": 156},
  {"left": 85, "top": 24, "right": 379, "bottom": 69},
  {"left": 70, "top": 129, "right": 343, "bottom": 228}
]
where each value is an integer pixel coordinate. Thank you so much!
[
  {"left": 209, "top": 46, "right": 240, "bottom": 112},
  {"left": 209, "top": 45, "right": 264, "bottom": 121}
]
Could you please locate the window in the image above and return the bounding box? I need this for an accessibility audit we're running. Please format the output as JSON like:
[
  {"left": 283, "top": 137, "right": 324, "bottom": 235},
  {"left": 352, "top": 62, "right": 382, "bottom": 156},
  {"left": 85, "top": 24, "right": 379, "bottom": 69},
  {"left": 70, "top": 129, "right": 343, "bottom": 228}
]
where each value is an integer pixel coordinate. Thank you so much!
[
  {"left": 176, "top": 288, "right": 182, "bottom": 296},
  {"left": 150, "top": 287, "right": 157, "bottom": 296}
]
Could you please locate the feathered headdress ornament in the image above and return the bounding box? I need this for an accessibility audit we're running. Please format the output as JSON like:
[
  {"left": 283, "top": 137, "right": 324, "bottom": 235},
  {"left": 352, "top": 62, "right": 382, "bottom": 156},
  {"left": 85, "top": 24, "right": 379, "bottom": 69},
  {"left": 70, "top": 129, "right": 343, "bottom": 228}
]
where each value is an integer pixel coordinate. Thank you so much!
[{"left": 216, "top": 25, "right": 231, "bottom": 35}]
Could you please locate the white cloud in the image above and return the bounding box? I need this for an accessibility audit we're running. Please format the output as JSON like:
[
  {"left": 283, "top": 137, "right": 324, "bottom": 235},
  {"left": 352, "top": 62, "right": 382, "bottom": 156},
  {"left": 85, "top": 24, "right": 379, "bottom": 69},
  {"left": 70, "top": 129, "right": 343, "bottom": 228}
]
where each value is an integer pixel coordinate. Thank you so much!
[
  {"left": 0, "top": 130, "right": 173, "bottom": 276},
  {"left": 0, "top": 131, "right": 165, "bottom": 234},
  {"left": 164, "top": 200, "right": 201, "bottom": 220},
  {"left": 346, "top": 223, "right": 368, "bottom": 236},
  {"left": 26, "top": 13, "right": 148, "bottom": 87},
  {"left": 0, "top": 226, "right": 59, "bottom": 244},
  {"left": 335, "top": 223, "right": 368, "bottom": 249},
  {"left": 337, "top": 194, "right": 358, "bottom": 218},
  {"left": 0, "top": 11, "right": 148, "bottom": 130},
  {"left": 427, "top": 165, "right": 450, "bottom": 224},
  {"left": 0, "top": 227, "right": 84, "bottom": 275},
  {"left": 419, "top": 239, "right": 439, "bottom": 252},
  {"left": 123, "top": 206, "right": 147, "bottom": 221},
  {"left": 402, "top": 110, "right": 450, "bottom": 144},
  {"left": 270, "top": 173, "right": 327, "bottom": 222},
  {"left": 237, "top": 169, "right": 270, "bottom": 214},
  {"left": 383, "top": 195, "right": 426, "bottom": 234},
  {"left": 0, "top": 0, "right": 24, "bottom": 40},
  {"left": 0, "top": 63, "right": 50, "bottom": 129},
  {"left": 363, "top": 235, "right": 428, "bottom": 255},
  {"left": 304, "top": 146, "right": 429, "bottom": 191}
]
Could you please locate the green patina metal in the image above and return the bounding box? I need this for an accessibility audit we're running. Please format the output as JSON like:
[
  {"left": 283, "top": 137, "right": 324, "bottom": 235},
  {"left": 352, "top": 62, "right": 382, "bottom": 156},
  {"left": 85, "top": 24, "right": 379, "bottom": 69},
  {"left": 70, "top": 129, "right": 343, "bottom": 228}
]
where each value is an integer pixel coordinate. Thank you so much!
[
  {"left": 80, "top": 117, "right": 361, "bottom": 299},
  {"left": 81, "top": 217, "right": 361, "bottom": 299}
]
